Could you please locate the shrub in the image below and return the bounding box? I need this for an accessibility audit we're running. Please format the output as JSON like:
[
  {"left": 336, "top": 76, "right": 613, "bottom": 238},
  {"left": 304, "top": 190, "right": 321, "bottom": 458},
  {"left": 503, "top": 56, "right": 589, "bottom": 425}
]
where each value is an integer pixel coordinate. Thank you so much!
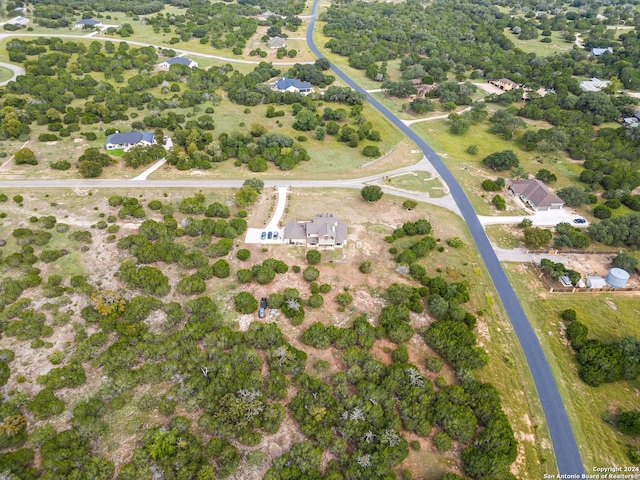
[
  {"left": 362, "top": 145, "right": 381, "bottom": 157},
  {"left": 433, "top": 431, "right": 452, "bottom": 451},
  {"left": 14, "top": 148, "right": 37, "bottom": 165},
  {"left": 237, "top": 269, "right": 253, "bottom": 283},
  {"left": 303, "top": 266, "right": 320, "bottom": 282},
  {"left": 306, "top": 249, "right": 321, "bottom": 265},
  {"left": 308, "top": 294, "right": 324, "bottom": 308},
  {"left": 359, "top": 261, "right": 372, "bottom": 273},
  {"left": 50, "top": 160, "right": 71, "bottom": 170},
  {"left": 446, "top": 237, "right": 464, "bottom": 248},
  {"left": 234, "top": 292, "right": 258, "bottom": 314},
  {"left": 335, "top": 292, "right": 353, "bottom": 306},
  {"left": 593, "top": 205, "right": 612, "bottom": 219},
  {"left": 560, "top": 309, "right": 577, "bottom": 322},
  {"left": 27, "top": 389, "right": 64, "bottom": 419},
  {"left": 236, "top": 249, "right": 251, "bottom": 261},
  {"left": 426, "top": 357, "right": 443, "bottom": 372},
  {"left": 319, "top": 283, "right": 331, "bottom": 294},
  {"left": 492, "top": 194, "right": 506, "bottom": 210}
]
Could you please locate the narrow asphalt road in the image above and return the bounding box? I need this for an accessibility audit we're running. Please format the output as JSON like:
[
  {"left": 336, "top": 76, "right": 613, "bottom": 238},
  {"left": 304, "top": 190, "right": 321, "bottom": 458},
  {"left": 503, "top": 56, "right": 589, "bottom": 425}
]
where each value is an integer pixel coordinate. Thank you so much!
[{"left": 306, "top": 0, "right": 583, "bottom": 475}]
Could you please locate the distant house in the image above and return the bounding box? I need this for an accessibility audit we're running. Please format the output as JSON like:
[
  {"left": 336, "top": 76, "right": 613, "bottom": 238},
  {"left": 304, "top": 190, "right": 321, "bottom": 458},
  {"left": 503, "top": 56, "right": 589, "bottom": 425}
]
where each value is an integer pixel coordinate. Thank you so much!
[
  {"left": 258, "top": 10, "right": 284, "bottom": 21},
  {"left": 591, "top": 47, "right": 613, "bottom": 57},
  {"left": 489, "top": 78, "right": 520, "bottom": 91},
  {"left": 75, "top": 19, "right": 102, "bottom": 29},
  {"left": 579, "top": 77, "right": 611, "bottom": 92},
  {"left": 105, "top": 131, "right": 155, "bottom": 151},
  {"left": 7, "top": 16, "right": 29, "bottom": 26},
  {"left": 158, "top": 57, "right": 198, "bottom": 70},
  {"left": 271, "top": 77, "right": 313, "bottom": 95},
  {"left": 415, "top": 84, "right": 435, "bottom": 98},
  {"left": 267, "top": 37, "right": 286, "bottom": 49},
  {"left": 623, "top": 117, "right": 639, "bottom": 128},
  {"left": 283, "top": 214, "right": 348, "bottom": 248},
  {"left": 508, "top": 179, "right": 564, "bottom": 211}
]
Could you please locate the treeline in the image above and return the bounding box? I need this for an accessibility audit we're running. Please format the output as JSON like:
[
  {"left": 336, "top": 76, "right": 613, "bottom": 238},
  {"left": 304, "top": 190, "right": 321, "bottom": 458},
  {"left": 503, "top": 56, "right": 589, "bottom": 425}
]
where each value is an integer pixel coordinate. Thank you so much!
[{"left": 562, "top": 309, "right": 640, "bottom": 386}]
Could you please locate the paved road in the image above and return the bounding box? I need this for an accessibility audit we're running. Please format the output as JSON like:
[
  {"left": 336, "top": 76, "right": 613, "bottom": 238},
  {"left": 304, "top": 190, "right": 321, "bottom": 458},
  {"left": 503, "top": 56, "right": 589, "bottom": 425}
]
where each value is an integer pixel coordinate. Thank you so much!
[
  {"left": 0, "top": 33, "right": 313, "bottom": 66},
  {"left": 306, "top": 0, "right": 583, "bottom": 475},
  {"left": 0, "top": 61, "right": 24, "bottom": 86}
]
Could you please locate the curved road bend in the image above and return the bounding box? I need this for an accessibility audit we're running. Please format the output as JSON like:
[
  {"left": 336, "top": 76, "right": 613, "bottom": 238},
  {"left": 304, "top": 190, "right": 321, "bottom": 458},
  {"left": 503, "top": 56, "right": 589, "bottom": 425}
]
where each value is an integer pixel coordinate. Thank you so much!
[{"left": 306, "top": 0, "right": 583, "bottom": 475}]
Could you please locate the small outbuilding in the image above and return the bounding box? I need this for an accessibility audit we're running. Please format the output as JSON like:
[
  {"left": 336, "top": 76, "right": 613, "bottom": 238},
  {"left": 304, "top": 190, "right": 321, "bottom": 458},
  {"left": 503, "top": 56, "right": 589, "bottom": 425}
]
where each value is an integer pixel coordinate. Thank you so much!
[
  {"left": 606, "top": 268, "right": 630, "bottom": 288},
  {"left": 586, "top": 276, "right": 607, "bottom": 289}
]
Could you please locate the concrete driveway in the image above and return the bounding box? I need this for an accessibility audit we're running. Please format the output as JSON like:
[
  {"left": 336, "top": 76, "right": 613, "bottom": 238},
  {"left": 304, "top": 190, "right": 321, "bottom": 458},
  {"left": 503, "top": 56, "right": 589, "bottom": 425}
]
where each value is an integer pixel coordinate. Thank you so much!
[
  {"left": 478, "top": 209, "right": 588, "bottom": 227},
  {"left": 244, "top": 187, "right": 288, "bottom": 244}
]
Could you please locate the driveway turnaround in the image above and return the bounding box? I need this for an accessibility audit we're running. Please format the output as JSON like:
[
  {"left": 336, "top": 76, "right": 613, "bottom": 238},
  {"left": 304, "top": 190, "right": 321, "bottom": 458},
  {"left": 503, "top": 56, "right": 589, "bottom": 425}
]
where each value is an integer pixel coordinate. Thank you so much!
[
  {"left": 306, "top": 0, "right": 583, "bottom": 475},
  {"left": 244, "top": 187, "right": 287, "bottom": 244}
]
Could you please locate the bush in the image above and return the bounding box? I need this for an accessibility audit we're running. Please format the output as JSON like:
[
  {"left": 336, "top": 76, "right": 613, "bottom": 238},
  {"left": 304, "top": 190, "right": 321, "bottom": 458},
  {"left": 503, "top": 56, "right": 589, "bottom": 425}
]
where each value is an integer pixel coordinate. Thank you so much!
[
  {"left": 237, "top": 269, "right": 253, "bottom": 283},
  {"left": 560, "top": 309, "right": 577, "bottom": 322},
  {"left": 359, "top": 261, "right": 372, "bottom": 273},
  {"left": 362, "top": 145, "right": 381, "bottom": 157},
  {"left": 335, "top": 292, "right": 353, "bottom": 306},
  {"left": 426, "top": 357, "right": 443, "bottom": 372},
  {"left": 361, "top": 185, "right": 383, "bottom": 202},
  {"left": 593, "top": 205, "right": 612, "bottom": 219},
  {"left": 303, "top": 266, "right": 320, "bottom": 282},
  {"left": 236, "top": 249, "right": 251, "bottom": 261},
  {"left": 234, "top": 292, "right": 258, "bottom": 314},
  {"left": 482, "top": 150, "right": 519, "bottom": 171},
  {"left": 319, "top": 283, "right": 331, "bottom": 294},
  {"left": 308, "top": 294, "right": 324, "bottom": 308},
  {"left": 50, "top": 160, "right": 71, "bottom": 170},
  {"left": 492, "top": 195, "right": 506, "bottom": 210},
  {"left": 306, "top": 249, "right": 321, "bottom": 265},
  {"left": 433, "top": 431, "right": 452, "bottom": 451},
  {"left": 446, "top": 237, "right": 464, "bottom": 248},
  {"left": 14, "top": 148, "right": 37, "bottom": 165},
  {"left": 27, "top": 389, "right": 64, "bottom": 419}
]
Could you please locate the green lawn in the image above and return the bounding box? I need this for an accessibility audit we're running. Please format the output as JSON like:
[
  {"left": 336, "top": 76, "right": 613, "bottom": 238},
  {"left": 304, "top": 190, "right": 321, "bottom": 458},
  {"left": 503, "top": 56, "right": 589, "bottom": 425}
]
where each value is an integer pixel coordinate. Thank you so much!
[
  {"left": 504, "top": 263, "right": 640, "bottom": 470},
  {"left": 409, "top": 119, "right": 591, "bottom": 216},
  {"left": 0, "top": 65, "right": 13, "bottom": 83},
  {"left": 503, "top": 29, "right": 574, "bottom": 57},
  {"left": 385, "top": 171, "right": 446, "bottom": 197}
]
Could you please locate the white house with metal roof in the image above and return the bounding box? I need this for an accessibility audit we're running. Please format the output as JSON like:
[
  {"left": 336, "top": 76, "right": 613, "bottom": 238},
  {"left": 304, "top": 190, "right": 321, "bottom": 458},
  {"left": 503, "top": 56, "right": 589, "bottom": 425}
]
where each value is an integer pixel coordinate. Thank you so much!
[
  {"left": 105, "top": 131, "right": 155, "bottom": 151},
  {"left": 158, "top": 57, "right": 198, "bottom": 70},
  {"left": 271, "top": 77, "right": 313, "bottom": 95},
  {"left": 75, "top": 19, "right": 102, "bottom": 29}
]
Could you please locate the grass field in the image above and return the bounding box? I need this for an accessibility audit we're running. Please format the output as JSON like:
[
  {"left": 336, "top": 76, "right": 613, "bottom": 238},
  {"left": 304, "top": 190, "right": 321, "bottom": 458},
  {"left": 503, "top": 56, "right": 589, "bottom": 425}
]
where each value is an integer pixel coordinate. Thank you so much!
[
  {"left": 0, "top": 65, "right": 13, "bottom": 83},
  {"left": 503, "top": 29, "right": 574, "bottom": 56},
  {"left": 504, "top": 263, "right": 640, "bottom": 470},
  {"left": 385, "top": 171, "right": 446, "bottom": 197},
  {"left": 409, "top": 119, "right": 593, "bottom": 217}
]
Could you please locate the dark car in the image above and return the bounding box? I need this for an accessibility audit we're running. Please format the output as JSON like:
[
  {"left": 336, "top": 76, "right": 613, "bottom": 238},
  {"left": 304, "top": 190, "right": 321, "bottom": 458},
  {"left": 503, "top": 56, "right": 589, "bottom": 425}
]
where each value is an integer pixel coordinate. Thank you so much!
[
  {"left": 573, "top": 218, "right": 586, "bottom": 224},
  {"left": 260, "top": 231, "right": 266, "bottom": 240},
  {"left": 267, "top": 231, "right": 273, "bottom": 239},
  {"left": 273, "top": 231, "right": 279, "bottom": 239},
  {"left": 260, "top": 297, "right": 268, "bottom": 309}
]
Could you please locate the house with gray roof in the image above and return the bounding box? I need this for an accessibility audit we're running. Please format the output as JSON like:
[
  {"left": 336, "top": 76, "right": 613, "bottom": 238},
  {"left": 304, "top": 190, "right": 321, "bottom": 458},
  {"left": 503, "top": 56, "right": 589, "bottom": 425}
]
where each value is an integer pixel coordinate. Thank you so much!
[
  {"left": 7, "top": 16, "right": 29, "bottom": 26},
  {"left": 591, "top": 47, "right": 612, "bottom": 56},
  {"left": 283, "top": 214, "right": 347, "bottom": 248},
  {"left": 271, "top": 77, "right": 313, "bottom": 95},
  {"left": 75, "top": 19, "right": 102, "bottom": 29},
  {"left": 579, "top": 77, "right": 611, "bottom": 92},
  {"left": 105, "top": 131, "right": 155, "bottom": 151},
  {"left": 508, "top": 179, "right": 564, "bottom": 211},
  {"left": 158, "top": 57, "right": 198, "bottom": 70},
  {"left": 267, "top": 37, "right": 287, "bottom": 49}
]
